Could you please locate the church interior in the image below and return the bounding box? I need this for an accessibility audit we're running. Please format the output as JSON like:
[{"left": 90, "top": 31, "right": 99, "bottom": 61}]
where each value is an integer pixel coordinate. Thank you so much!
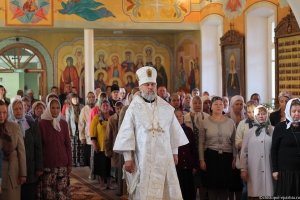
[{"left": 0, "top": 0, "right": 300, "bottom": 199}]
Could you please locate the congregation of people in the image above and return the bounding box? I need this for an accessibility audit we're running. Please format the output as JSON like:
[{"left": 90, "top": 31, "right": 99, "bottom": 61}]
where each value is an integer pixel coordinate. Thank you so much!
[{"left": 0, "top": 74, "right": 299, "bottom": 200}]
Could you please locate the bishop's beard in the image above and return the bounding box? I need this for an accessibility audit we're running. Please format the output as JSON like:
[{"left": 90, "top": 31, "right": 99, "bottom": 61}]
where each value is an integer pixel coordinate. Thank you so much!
[{"left": 141, "top": 91, "right": 157, "bottom": 102}]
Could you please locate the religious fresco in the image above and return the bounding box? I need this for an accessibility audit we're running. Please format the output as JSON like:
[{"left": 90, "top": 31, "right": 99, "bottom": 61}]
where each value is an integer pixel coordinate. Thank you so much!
[
  {"left": 278, "top": 0, "right": 289, "bottom": 8},
  {"left": 123, "top": 0, "right": 190, "bottom": 22},
  {"left": 57, "top": 0, "right": 115, "bottom": 21},
  {"left": 222, "top": 0, "right": 246, "bottom": 21},
  {"left": 6, "top": 0, "right": 53, "bottom": 26},
  {"left": 57, "top": 39, "right": 171, "bottom": 97},
  {"left": 175, "top": 37, "right": 200, "bottom": 94}
]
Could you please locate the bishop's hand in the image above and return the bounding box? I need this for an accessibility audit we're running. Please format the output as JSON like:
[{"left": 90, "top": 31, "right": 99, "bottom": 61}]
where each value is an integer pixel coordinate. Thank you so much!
[{"left": 125, "top": 160, "right": 135, "bottom": 174}]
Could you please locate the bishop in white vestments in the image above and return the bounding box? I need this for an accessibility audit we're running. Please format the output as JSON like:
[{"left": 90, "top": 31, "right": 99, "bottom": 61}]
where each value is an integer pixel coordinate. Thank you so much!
[{"left": 113, "top": 66, "right": 189, "bottom": 200}]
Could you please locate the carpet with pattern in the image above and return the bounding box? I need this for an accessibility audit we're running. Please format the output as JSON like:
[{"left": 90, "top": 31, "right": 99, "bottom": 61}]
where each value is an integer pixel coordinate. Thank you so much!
[{"left": 70, "top": 173, "right": 116, "bottom": 200}]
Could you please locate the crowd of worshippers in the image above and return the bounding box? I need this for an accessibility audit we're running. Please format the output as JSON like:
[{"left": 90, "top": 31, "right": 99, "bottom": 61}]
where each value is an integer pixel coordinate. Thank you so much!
[{"left": 0, "top": 81, "right": 299, "bottom": 200}]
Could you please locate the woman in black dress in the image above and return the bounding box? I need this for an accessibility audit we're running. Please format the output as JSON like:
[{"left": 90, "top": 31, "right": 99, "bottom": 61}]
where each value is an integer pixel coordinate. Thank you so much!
[
  {"left": 271, "top": 98, "right": 300, "bottom": 197},
  {"left": 270, "top": 91, "right": 291, "bottom": 126}
]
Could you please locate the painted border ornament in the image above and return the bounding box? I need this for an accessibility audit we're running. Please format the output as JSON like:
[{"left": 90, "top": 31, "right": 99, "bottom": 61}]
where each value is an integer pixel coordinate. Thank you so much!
[
  {"left": 123, "top": 0, "right": 190, "bottom": 22},
  {"left": 222, "top": 0, "right": 246, "bottom": 21}
]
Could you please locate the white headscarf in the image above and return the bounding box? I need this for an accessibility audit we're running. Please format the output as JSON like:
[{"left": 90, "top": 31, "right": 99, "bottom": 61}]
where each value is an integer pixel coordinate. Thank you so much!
[
  {"left": 8, "top": 96, "right": 30, "bottom": 137},
  {"left": 190, "top": 96, "right": 204, "bottom": 130},
  {"left": 41, "top": 99, "right": 62, "bottom": 132},
  {"left": 229, "top": 95, "right": 246, "bottom": 124},
  {"left": 201, "top": 96, "right": 211, "bottom": 112},
  {"left": 285, "top": 98, "right": 300, "bottom": 129}
]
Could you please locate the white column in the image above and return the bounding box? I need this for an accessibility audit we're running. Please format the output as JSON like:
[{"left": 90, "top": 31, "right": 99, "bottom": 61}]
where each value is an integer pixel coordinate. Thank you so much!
[{"left": 84, "top": 29, "right": 94, "bottom": 97}]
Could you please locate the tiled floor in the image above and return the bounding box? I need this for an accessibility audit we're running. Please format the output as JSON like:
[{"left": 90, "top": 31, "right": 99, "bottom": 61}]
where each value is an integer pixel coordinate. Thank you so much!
[{"left": 72, "top": 167, "right": 121, "bottom": 200}]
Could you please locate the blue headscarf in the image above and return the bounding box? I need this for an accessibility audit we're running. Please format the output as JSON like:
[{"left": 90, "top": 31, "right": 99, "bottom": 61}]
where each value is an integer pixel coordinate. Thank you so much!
[{"left": 8, "top": 97, "right": 30, "bottom": 138}]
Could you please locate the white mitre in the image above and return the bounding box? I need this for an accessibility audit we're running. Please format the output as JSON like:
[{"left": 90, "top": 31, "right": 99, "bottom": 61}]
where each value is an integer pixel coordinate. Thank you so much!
[{"left": 135, "top": 66, "right": 157, "bottom": 86}]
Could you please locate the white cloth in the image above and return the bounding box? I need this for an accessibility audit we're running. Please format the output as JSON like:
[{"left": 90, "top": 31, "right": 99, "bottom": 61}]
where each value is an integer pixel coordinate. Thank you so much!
[
  {"left": 78, "top": 105, "right": 92, "bottom": 144},
  {"left": 285, "top": 98, "right": 300, "bottom": 129},
  {"left": 41, "top": 99, "right": 62, "bottom": 132},
  {"left": 113, "top": 96, "right": 188, "bottom": 200},
  {"left": 239, "top": 125, "right": 274, "bottom": 197}
]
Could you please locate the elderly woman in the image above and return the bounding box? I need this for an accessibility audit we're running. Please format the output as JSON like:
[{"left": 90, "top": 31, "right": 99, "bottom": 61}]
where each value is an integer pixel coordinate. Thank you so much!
[
  {"left": 184, "top": 95, "right": 209, "bottom": 200},
  {"left": 199, "top": 96, "right": 236, "bottom": 200},
  {"left": 202, "top": 96, "right": 211, "bottom": 115},
  {"left": 228, "top": 95, "right": 246, "bottom": 127},
  {"left": 31, "top": 101, "right": 46, "bottom": 122},
  {"left": 8, "top": 98, "right": 43, "bottom": 200},
  {"left": 271, "top": 98, "right": 300, "bottom": 197},
  {"left": 37, "top": 99, "right": 72, "bottom": 199},
  {"left": 66, "top": 93, "right": 84, "bottom": 167},
  {"left": 270, "top": 91, "right": 292, "bottom": 126},
  {"left": 105, "top": 101, "right": 124, "bottom": 183},
  {"left": 79, "top": 91, "right": 96, "bottom": 170},
  {"left": 227, "top": 95, "right": 246, "bottom": 200},
  {"left": 239, "top": 105, "right": 274, "bottom": 199},
  {"left": 90, "top": 99, "right": 113, "bottom": 190},
  {"left": 0, "top": 101, "right": 26, "bottom": 200},
  {"left": 235, "top": 101, "right": 258, "bottom": 200}
]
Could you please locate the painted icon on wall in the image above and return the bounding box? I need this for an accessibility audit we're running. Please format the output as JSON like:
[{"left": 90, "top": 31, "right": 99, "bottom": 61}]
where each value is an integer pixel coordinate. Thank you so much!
[
  {"left": 6, "top": 0, "right": 53, "bottom": 26},
  {"left": 222, "top": 0, "right": 246, "bottom": 21},
  {"left": 58, "top": 0, "right": 115, "bottom": 21}
]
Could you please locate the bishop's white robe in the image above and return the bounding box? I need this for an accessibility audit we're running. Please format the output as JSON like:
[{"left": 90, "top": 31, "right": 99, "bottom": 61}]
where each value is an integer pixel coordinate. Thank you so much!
[{"left": 113, "top": 96, "right": 189, "bottom": 200}]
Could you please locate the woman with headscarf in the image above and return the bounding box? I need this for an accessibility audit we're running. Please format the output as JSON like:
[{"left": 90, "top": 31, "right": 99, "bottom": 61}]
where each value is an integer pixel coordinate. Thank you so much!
[
  {"left": 199, "top": 96, "right": 236, "bottom": 200},
  {"left": 90, "top": 99, "right": 113, "bottom": 190},
  {"left": 227, "top": 95, "right": 246, "bottom": 200},
  {"left": 45, "top": 93, "right": 59, "bottom": 105},
  {"left": 79, "top": 91, "right": 96, "bottom": 171},
  {"left": 202, "top": 96, "right": 211, "bottom": 115},
  {"left": 0, "top": 101, "right": 26, "bottom": 200},
  {"left": 227, "top": 95, "right": 247, "bottom": 127},
  {"left": 235, "top": 101, "right": 258, "bottom": 200},
  {"left": 105, "top": 101, "right": 124, "bottom": 184},
  {"left": 31, "top": 101, "right": 46, "bottom": 122},
  {"left": 184, "top": 95, "right": 209, "bottom": 200},
  {"left": 37, "top": 99, "right": 72, "bottom": 199},
  {"left": 239, "top": 105, "right": 274, "bottom": 199},
  {"left": 271, "top": 98, "right": 300, "bottom": 197},
  {"left": 270, "top": 91, "right": 292, "bottom": 126},
  {"left": 66, "top": 93, "right": 84, "bottom": 167},
  {"left": 8, "top": 98, "right": 43, "bottom": 200}
]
